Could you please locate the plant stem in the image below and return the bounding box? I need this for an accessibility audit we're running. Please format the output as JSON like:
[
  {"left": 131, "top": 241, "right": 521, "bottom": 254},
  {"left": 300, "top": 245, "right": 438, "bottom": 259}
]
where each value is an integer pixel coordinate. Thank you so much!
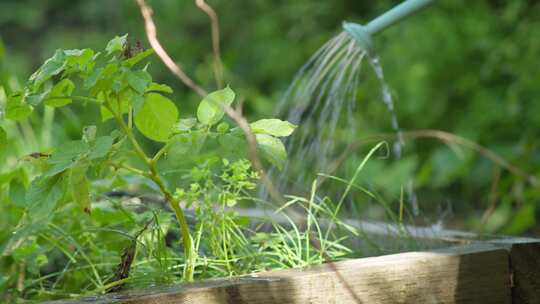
[{"left": 106, "top": 103, "right": 195, "bottom": 281}]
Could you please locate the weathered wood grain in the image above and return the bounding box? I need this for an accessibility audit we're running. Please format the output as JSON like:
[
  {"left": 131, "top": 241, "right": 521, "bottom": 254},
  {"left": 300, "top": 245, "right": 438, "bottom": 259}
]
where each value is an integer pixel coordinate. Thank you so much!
[
  {"left": 52, "top": 244, "right": 511, "bottom": 304},
  {"left": 507, "top": 241, "right": 540, "bottom": 304}
]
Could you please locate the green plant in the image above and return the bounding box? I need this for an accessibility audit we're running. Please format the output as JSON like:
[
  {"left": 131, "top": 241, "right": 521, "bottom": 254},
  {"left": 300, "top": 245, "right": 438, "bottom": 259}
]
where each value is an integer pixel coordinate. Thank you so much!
[{"left": 2, "top": 34, "right": 296, "bottom": 282}]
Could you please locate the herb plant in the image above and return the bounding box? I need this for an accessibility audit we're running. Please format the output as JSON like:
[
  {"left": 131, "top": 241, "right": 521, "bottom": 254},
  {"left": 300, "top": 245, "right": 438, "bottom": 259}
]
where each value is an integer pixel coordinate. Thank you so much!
[{"left": 2, "top": 34, "right": 296, "bottom": 282}]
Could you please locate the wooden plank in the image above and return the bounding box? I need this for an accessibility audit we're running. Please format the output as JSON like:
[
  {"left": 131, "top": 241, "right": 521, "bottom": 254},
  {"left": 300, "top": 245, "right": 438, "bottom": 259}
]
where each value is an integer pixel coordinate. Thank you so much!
[
  {"left": 52, "top": 244, "right": 511, "bottom": 304},
  {"left": 507, "top": 241, "right": 540, "bottom": 304}
]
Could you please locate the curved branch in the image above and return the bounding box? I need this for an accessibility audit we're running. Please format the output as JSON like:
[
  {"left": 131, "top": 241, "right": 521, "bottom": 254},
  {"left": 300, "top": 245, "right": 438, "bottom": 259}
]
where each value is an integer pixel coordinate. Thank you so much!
[
  {"left": 136, "top": 0, "right": 207, "bottom": 97},
  {"left": 195, "top": 0, "right": 224, "bottom": 88}
]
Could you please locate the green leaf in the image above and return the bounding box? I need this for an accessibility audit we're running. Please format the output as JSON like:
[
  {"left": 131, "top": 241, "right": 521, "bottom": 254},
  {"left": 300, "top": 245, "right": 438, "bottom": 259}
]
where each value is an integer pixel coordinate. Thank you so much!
[
  {"left": 88, "top": 136, "right": 113, "bottom": 160},
  {"left": 0, "top": 126, "right": 6, "bottom": 151},
  {"left": 217, "top": 122, "right": 230, "bottom": 133},
  {"left": 9, "top": 179, "right": 27, "bottom": 207},
  {"left": 250, "top": 119, "right": 296, "bottom": 137},
  {"left": 135, "top": 93, "right": 179, "bottom": 142},
  {"left": 169, "top": 130, "right": 206, "bottom": 155},
  {"left": 100, "top": 93, "right": 129, "bottom": 122},
  {"left": 26, "top": 174, "right": 65, "bottom": 218},
  {"left": 6, "top": 93, "right": 32, "bottom": 121},
  {"left": 28, "top": 49, "right": 67, "bottom": 90},
  {"left": 44, "top": 79, "right": 75, "bottom": 107},
  {"left": 24, "top": 93, "right": 46, "bottom": 106},
  {"left": 175, "top": 118, "right": 197, "bottom": 132},
  {"left": 69, "top": 163, "right": 91, "bottom": 214},
  {"left": 123, "top": 48, "right": 154, "bottom": 67},
  {"left": 106, "top": 34, "right": 128, "bottom": 55},
  {"left": 147, "top": 82, "right": 173, "bottom": 94},
  {"left": 197, "top": 86, "right": 235, "bottom": 126},
  {"left": 84, "top": 67, "right": 103, "bottom": 90},
  {"left": 64, "top": 48, "right": 94, "bottom": 72},
  {"left": 255, "top": 134, "right": 287, "bottom": 169},
  {"left": 126, "top": 70, "right": 151, "bottom": 94},
  {"left": 46, "top": 140, "right": 90, "bottom": 176}
]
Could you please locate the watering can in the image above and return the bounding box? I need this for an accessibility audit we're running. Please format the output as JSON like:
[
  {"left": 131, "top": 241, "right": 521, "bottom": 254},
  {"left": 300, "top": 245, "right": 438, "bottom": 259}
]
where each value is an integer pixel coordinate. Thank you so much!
[{"left": 344, "top": 0, "right": 437, "bottom": 53}]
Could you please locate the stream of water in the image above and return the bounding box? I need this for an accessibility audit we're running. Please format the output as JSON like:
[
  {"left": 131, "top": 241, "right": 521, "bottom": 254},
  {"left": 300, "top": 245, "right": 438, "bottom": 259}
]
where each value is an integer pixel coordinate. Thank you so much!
[{"left": 265, "top": 30, "right": 406, "bottom": 202}]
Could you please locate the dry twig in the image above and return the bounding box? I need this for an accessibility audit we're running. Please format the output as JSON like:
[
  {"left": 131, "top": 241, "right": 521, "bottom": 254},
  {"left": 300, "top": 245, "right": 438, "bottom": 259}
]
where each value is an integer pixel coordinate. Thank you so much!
[
  {"left": 195, "top": 0, "right": 224, "bottom": 88},
  {"left": 136, "top": 0, "right": 207, "bottom": 97}
]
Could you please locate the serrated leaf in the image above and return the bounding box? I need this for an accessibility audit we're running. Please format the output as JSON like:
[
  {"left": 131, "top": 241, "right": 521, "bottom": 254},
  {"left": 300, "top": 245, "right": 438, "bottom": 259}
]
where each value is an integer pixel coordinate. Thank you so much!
[
  {"left": 69, "top": 163, "right": 91, "bottom": 214},
  {"left": 135, "top": 93, "right": 178, "bottom": 142},
  {"left": 255, "top": 134, "right": 287, "bottom": 169},
  {"left": 106, "top": 34, "right": 128, "bottom": 55},
  {"left": 46, "top": 140, "right": 90, "bottom": 176},
  {"left": 44, "top": 79, "right": 75, "bottom": 107},
  {"left": 26, "top": 174, "right": 65, "bottom": 218},
  {"left": 126, "top": 70, "right": 151, "bottom": 94},
  {"left": 197, "top": 86, "right": 235, "bottom": 126},
  {"left": 250, "top": 119, "right": 296, "bottom": 137},
  {"left": 123, "top": 48, "right": 154, "bottom": 67},
  {"left": 147, "top": 82, "right": 173, "bottom": 94},
  {"left": 6, "top": 93, "right": 32, "bottom": 121},
  {"left": 28, "top": 49, "right": 67, "bottom": 90}
]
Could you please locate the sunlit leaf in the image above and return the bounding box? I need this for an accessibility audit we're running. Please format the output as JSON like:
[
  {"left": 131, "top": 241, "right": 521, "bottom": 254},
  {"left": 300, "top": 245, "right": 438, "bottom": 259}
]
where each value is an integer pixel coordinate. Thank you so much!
[
  {"left": 197, "top": 86, "right": 235, "bottom": 126},
  {"left": 250, "top": 119, "right": 296, "bottom": 137},
  {"left": 106, "top": 34, "right": 128, "bottom": 55},
  {"left": 135, "top": 93, "right": 178, "bottom": 142}
]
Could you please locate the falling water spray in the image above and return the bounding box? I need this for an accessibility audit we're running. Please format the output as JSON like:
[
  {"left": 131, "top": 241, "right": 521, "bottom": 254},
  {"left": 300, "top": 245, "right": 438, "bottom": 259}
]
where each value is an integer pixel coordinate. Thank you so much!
[{"left": 267, "top": 0, "right": 438, "bottom": 202}]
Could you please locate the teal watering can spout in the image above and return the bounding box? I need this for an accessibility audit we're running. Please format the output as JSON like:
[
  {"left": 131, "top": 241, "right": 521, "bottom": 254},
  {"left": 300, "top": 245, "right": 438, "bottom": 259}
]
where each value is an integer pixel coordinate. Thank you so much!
[{"left": 343, "top": 0, "right": 437, "bottom": 53}]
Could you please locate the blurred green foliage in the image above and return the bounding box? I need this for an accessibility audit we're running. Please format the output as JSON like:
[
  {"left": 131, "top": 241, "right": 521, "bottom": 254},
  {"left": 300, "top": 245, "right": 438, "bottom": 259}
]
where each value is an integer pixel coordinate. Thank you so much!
[{"left": 0, "top": 0, "right": 539, "bottom": 234}]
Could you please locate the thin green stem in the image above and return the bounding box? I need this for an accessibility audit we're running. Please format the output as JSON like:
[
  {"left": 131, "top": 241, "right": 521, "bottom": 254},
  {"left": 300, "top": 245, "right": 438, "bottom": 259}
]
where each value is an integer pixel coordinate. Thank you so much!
[
  {"left": 105, "top": 101, "right": 195, "bottom": 281},
  {"left": 44, "top": 95, "right": 102, "bottom": 104},
  {"left": 151, "top": 141, "right": 172, "bottom": 164}
]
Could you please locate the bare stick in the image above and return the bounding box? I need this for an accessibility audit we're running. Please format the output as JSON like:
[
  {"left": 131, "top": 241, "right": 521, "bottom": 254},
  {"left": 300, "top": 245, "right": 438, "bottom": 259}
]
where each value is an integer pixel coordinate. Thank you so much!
[{"left": 195, "top": 0, "right": 224, "bottom": 88}]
